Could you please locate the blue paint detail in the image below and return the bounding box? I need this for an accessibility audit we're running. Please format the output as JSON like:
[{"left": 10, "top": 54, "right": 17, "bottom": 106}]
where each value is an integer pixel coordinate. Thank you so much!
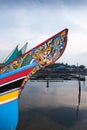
[
  {"left": 0, "top": 99, "right": 19, "bottom": 130},
  {"left": 0, "top": 61, "right": 38, "bottom": 79}
]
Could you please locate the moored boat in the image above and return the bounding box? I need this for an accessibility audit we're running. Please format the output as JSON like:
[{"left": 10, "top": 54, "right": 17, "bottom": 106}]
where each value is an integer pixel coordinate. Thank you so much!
[{"left": 0, "top": 28, "right": 68, "bottom": 130}]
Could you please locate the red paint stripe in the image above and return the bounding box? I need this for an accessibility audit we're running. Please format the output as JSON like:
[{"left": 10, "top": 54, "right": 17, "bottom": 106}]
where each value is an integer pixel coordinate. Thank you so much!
[{"left": 0, "top": 67, "right": 34, "bottom": 85}]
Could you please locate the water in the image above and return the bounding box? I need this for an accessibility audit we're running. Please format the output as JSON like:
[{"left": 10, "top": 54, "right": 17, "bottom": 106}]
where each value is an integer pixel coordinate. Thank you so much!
[{"left": 17, "top": 77, "right": 87, "bottom": 130}]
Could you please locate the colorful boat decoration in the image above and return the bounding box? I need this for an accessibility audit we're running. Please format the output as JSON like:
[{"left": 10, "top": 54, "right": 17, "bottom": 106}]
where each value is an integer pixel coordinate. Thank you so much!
[
  {"left": 0, "top": 42, "right": 28, "bottom": 68},
  {"left": 0, "top": 28, "right": 68, "bottom": 130}
]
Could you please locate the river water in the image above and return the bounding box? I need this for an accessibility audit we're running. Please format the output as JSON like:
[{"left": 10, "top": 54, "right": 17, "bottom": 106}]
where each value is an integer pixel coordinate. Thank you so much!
[{"left": 17, "top": 76, "right": 87, "bottom": 130}]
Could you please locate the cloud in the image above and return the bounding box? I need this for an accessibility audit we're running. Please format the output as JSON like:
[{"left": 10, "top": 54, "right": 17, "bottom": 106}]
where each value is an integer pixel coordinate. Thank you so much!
[
  {"left": 0, "top": 0, "right": 87, "bottom": 66},
  {"left": 0, "top": 0, "right": 87, "bottom": 7},
  {"left": 0, "top": 3, "right": 68, "bottom": 48}
]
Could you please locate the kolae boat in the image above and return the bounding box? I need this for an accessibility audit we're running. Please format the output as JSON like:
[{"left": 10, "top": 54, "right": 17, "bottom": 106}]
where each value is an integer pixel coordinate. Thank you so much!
[{"left": 0, "top": 28, "right": 68, "bottom": 130}]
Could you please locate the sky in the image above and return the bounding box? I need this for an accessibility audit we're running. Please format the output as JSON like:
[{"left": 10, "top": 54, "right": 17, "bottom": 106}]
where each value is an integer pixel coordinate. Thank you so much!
[{"left": 0, "top": 0, "right": 87, "bottom": 67}]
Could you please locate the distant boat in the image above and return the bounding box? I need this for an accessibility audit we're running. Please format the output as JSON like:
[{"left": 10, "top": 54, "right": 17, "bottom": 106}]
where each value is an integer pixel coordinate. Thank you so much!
[
  {"left": 0, "top": 42, "right": 28, "bottom": 67},
  {"left": 0, "top": 28, "right": 68, "bottom": 130}
]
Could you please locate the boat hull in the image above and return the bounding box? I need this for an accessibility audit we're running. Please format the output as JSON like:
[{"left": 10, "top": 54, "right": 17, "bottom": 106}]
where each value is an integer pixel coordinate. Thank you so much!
[
  {"left": 0, "top": 99, "right": 19, "bottom": 130},
  {"left": 0, "top": 64, "right": 35, "bottom": 104}
]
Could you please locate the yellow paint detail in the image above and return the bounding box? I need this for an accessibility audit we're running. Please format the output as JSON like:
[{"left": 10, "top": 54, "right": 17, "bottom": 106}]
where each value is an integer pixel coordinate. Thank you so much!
[
  {"left": 0, "top": 90, "right": 21, "bottom": 102},
  {"left": 60, "top": 30, "right": 66, "bottom": 36},
  {"left": 19, "top": 54, "right": 28, "bottom": 67}
]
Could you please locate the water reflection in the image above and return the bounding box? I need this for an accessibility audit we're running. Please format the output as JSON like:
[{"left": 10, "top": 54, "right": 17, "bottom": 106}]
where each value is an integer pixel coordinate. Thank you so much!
[
  {"left": 46, "top": 80, "right": 49, "bottom": 88},
  {"left": 76, "top": 78, "right": 86, "bottom": 118},
  {"left": 18, "top": 77, "right": 87, "bottom": 130},
  {"left": 76, "top": 79, "right": 81, "bottom": 118}
]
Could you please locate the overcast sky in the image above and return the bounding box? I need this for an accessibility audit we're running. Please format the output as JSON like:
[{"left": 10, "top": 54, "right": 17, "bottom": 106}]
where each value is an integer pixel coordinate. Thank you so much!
[{"left": 0, "top": 0, "right": 87, "bottom": 67}]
